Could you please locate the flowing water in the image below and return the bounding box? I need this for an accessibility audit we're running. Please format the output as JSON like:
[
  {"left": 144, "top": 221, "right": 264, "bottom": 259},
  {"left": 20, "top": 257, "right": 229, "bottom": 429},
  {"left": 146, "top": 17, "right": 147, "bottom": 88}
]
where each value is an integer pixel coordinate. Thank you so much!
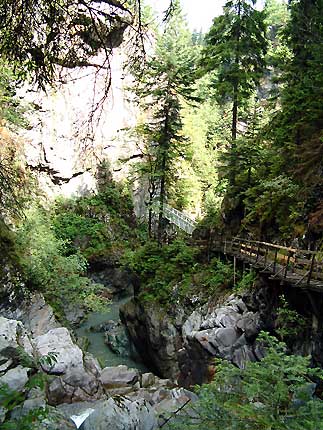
[{"left": 75, "top": 295, "right": 148, "bottom": 372}]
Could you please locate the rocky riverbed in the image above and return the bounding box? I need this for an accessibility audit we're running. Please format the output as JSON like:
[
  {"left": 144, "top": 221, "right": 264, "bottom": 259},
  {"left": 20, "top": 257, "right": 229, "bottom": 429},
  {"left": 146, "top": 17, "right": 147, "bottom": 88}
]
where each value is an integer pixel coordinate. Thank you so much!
[
  {"left": 0, "top": 292, "right": 197, "bottom": 429},
  {"left": 121, "top": 278, "right": 276, "bottom": 386}
]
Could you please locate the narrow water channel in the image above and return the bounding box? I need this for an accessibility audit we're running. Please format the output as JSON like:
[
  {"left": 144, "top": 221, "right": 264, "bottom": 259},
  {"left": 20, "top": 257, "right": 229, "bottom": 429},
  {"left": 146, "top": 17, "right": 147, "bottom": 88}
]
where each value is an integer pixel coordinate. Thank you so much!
[{"left": 75, "top": 295, "right": 148, "bottom": 372}]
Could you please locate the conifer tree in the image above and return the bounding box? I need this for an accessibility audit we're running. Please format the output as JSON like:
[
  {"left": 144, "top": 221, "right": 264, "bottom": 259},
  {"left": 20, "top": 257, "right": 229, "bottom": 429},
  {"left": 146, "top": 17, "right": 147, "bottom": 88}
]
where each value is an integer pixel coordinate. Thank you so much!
[
  {"left": 201, "top": 0, "right": 267, "bottom": 185},
  {"left": 132, "top": 1, "right": 197, "bottom": 243},
  {"left": 269, "top": 0, "right": 323, "bottom": 235}
]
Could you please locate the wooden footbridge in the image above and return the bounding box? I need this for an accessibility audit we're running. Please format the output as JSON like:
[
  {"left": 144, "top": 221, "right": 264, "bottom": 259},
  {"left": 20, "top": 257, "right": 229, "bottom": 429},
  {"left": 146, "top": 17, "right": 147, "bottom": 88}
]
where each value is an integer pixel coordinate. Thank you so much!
[
  {"left": 155, "top": 204, "right": 323, "bottom": 292},
  {"left": 152, "top": 202, "right": 197, "bottom": 234},
  {"left": 222, "top": 238, "right": 323, "bottom": 292}
]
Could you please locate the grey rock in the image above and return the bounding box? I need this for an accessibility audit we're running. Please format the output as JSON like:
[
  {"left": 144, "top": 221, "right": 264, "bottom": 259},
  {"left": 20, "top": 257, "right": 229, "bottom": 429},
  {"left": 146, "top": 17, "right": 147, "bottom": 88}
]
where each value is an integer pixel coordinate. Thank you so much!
[
  {"left": 194, "top": 330, "right": 217, "bottom": 355},
  {"left": 141, "top": 372, "right": 155, "bottom": 388},
  {"left": 120, "top": 300, "right": 181, "bottom": 380},
  {"left": 63, "top": 304, "right": 86, "bottom": 327},
  {"left": 0, "top": 365, "right": 29, "bottom": 391},
  {"left": 2, "top": 294, "right": 59, "bottom": 337},
  {"left": 208, "top": 307, "right": 240, "bottom": 329},
  {"left": 0, "top": 407, "right": 6, "bottom": 424},
  {"left": 155, "top": 388, "right": 198, "bottom": 426},
  {"left": 104, "top": 322, "right": 132, "bottom": 356},
  {"left": 33, "top": 327, "right": 103, "bottom": 405},
  {"left": 236, "top": 312, "right": 261, "bottom": 339},
  {"left": 232, "top": 345, "right": 257, "bottom": 369},
  {"left": 0, "top": 358, "right": 13, "bottom": 372},
  {"left": 58, "top": 401, "right": 105, "bottom": 429},
  {"left": 0, "top": 317, "right": 33, "bottom": 364},
  {"left": 195, "top": 327, "right": 240, "bottom": 357},
  {"left": 182, "top": 310, "right": 203, "bottom": 339},
  {"left": 80, "top": 397, "right": 157, "bottom": 430},
  {"left": 209, "top": 327, "right": 240, "bottom": 349},
  {"left": 99, "top": 365, "right": 139, "bottom": 388}
]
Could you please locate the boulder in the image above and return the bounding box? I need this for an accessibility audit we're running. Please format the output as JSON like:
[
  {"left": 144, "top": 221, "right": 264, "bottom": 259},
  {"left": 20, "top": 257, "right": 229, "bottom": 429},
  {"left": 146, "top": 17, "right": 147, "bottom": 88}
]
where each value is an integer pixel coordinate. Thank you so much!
[
  {"left": 79, "top": 397, "right": 157, "bottom": 430},
  {"left": 63, "top": 304, "right": 86, "bottom": 327},
  {"left": 120, "top": 300, "right": 184, "bottom": 380},
  {"left": 99, "top": 365, "right": 139, "bottom": 389},
  {"left": 0, "top": 317, "right": 33, "bottom": 365},
  {"left": 58, "top": 401, "right": 105, "bottom": 429},
  {"left": 155, "top": 388, "right": 198, "bottom": 427},
  {"left": 1, "top": 294, "right": 59, "bottom": 338},
  {"left": 141, "top": 372, "right": 155, "bottom": 388},
  {"left": 104, "top": 322, "right": 132, "bottom": 356},
  {"left": 236, "top": 312, "right": 261, "bottom": 339},
  {"left": 33, "top": 327, "right": 103, "bottom": 405},
  {"left": 0, "top": 365, "right": 29, "bottom": 391}
]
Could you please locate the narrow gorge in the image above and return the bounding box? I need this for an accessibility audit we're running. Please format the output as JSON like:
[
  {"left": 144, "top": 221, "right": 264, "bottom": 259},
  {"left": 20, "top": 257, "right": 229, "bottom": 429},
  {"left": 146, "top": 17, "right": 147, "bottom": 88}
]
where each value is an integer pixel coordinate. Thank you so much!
[{"left": 1, "top": 0, "right": 323, "bottom": 429}]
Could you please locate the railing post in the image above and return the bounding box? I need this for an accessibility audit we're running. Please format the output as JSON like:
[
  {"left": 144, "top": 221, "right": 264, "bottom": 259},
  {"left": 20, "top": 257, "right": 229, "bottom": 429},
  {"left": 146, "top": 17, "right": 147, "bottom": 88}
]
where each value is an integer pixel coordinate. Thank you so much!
[
  {"left": 264, "top": 247, "right": 268, "bottom": 266},
  {"left": 249, "top": 242, "right": 253, "bottom": 259},
  {"left": 307, "top": 254, "right": 316, "bottom": 285},
  {"left": 273, "top": 248, "right": 278, "bottom": 273},
  {"left": 284, "top": 251, "right": 291, "bottom": 279},
  {"left": 256, "top": 244, "right": 260, "bottom": 263}
]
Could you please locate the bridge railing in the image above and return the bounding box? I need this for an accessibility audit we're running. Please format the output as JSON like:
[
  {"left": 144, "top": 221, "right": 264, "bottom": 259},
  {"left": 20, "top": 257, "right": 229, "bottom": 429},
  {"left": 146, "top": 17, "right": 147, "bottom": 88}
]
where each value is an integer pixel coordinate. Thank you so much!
[
  {"left": 225, "top": 238, "right": 323, "bottom": 286},
  {"left": 151, "top": 201, "right": 197, "bottom": 235}
]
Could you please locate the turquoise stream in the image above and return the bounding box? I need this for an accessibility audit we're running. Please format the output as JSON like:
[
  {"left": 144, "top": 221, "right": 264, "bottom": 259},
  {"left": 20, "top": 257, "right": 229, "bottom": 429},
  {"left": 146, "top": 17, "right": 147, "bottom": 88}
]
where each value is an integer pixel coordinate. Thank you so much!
[{"left": 75, "top": 295, "right": 148, "bottom": 372}]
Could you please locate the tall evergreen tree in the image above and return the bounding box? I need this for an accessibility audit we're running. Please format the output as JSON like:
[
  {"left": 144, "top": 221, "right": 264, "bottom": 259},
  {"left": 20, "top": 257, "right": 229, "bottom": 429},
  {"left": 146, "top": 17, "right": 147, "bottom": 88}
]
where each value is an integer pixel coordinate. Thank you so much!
[
  {"left": 201, "top": 0, "right": 267, "bottom": 184},
  {"left": 269, "top": 0, "right": 323, "bottom": 236},
  {"left": 132, "top": 1, "right": 197, "bottom": 243}
]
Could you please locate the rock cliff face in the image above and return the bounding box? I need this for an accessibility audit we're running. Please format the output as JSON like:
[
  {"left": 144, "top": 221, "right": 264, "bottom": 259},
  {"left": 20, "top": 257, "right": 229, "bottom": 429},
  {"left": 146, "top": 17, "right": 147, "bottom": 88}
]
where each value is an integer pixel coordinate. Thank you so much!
[
  {"left": 121, "top": 280, "right": 276, "bottom": 386},
  {"left": 20, "top": 39, "right": 147, "bottom": 217},
  {"left": 0, "top": 292, "right": 200, "bottom": 428}
]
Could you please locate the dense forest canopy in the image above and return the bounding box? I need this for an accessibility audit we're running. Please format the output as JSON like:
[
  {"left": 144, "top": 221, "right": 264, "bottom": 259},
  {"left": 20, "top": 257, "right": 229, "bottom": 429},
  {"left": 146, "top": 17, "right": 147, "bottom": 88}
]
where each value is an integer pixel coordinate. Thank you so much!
[
  {"left": 0, "top": 0, "right": 323, "bottom": 243},
  {"left": 1, "top": 1, "right": 323, "bottom": 429},
  {"left": 0, "top": 0, "right": 322, "bottom": 242}
]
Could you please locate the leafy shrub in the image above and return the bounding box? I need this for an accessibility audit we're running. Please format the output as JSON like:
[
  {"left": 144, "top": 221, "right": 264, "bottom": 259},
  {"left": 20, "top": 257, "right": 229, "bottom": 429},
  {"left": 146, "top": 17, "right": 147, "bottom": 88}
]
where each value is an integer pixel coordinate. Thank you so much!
[
  {"left": 203, "top": 258, "right": 234, "bottom": 292},
  {"left": 122, "top": 239, "right": 199, "bottom": 305},
  {"left": 16, "top": 206, "right": 106, "bottom": 316},
  {"left": 275, "top": 295, "right": 309, "bottom": 343},
  {"left": 166, "top": 332, "right": 323, "bottom": 430},
  {"left": 122, "top": 242, "right": 235, "bottom": 305},
  {"left": 235, "top": 270, "right": 257, "bottom": 292},
  {"left": 52, "top": 180, "right": 137, "bottom": 261}
]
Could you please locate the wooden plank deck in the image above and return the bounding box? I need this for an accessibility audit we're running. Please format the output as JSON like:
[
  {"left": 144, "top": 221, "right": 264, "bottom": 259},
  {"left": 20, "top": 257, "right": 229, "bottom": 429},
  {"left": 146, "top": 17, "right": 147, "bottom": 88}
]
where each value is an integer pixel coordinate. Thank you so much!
[{"left": 223, "top": 238, "right": 323, "bottom": 292}]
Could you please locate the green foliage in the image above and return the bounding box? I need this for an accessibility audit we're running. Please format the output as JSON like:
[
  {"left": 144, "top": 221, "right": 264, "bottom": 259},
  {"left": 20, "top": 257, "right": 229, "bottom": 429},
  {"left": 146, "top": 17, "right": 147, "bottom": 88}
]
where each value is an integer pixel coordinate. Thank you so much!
[
  {"left": 52, "top": 176, "right": 136, "bottom": 260},
  {"left": 203, "top": 258, "right": 234, "bottom": 293},
  {"left": 122, "top": 240, "right": 236, "bottom": 305},
  {"left": 130, "top": 1, "right": 198, "bottom": 241},
  {"left": 122, "top": 239, "right": 199, "bottom": 304},
  {"left": 243, "top": 175, "right": 302, "bottom": 238},
  {"left": 201, "top": 0, "right": 267, "bottom": 105},
  {"left": 0, "top": 62, "right": 28, "bottom": 127},
  {"left": 16, "top": 206, "right": 107, "bottom": 316},
  {"left": 235, "top": 269, "right": 256, "bottom": 292},
  {"left": 167, "top": 332, "right": 323, "bottom": 430},
  {"left": 275, "top": 295, "right": 309, "bottom": 343}
]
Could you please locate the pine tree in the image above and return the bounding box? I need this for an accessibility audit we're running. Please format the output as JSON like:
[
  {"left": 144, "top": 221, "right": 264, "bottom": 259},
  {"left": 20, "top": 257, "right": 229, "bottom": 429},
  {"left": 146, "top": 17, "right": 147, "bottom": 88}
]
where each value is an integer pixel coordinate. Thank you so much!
[
  {"left": 269, "top": 0, "right": 323, "bottom": 236},
  {"left": 132, "top": 1, "right": 197, "bottom": 243},
  {"left": 201, "top": 0, "right": 267, "bottom": 185}
]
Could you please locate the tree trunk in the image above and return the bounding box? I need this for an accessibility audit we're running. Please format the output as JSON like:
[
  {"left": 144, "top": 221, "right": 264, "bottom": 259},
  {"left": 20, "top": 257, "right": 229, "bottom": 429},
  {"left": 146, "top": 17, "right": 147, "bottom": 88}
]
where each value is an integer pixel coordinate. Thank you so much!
[
  {"left": 157, "top": 149, "right": 167, "bottom": 245},
  {"left": 157, "top": 108, "right": 170, "bottom": 245},
  {"left": 230, "top": 0, "right": 241, "bottom": 186}
]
